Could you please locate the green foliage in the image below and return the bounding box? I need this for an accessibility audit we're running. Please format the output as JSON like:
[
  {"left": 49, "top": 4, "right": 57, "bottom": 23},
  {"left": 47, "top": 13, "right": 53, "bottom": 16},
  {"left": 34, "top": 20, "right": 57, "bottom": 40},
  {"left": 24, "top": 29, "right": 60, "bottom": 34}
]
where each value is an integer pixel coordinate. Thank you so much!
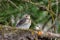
[{"left": 0, "top": 0, "right": 60, "bottom": 32}]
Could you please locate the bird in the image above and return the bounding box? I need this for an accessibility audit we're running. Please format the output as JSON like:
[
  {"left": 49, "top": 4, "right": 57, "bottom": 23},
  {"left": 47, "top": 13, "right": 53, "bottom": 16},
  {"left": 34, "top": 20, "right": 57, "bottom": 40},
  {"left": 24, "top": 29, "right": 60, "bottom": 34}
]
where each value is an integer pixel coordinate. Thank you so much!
[{"left": 16, "top": 14, "right": 31, "bottom": 29}]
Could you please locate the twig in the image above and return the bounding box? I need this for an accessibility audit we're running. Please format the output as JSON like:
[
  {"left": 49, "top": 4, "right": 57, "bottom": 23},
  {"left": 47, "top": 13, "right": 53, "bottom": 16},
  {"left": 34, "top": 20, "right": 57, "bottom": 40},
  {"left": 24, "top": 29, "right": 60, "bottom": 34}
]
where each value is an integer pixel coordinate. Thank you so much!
[
  {"left": 48, "top": 0, "right": 55, "bottom": 22},
  {"left": 36, "top": 31, "right": 60, "bottom": 38},
  {"left": 42, "top": 15, "right": 52, "bottom": 30},
  {"left": 45, "top": 32, "right": 60, "bottom": 38},
  {"left": 42, "top": 0, "right": 56, "bottom": 32},
  {"left": 8, "top": 0, "right": 20, "bottom": 10},
  {"left": 54, "top": 0, "right": 59, "bottom": 40},
  {"left": 22, "top": 0, "right": 55, "bottom": 15},
  {"left": 55, "top": 0, "right": 59, "bottom": 32}
]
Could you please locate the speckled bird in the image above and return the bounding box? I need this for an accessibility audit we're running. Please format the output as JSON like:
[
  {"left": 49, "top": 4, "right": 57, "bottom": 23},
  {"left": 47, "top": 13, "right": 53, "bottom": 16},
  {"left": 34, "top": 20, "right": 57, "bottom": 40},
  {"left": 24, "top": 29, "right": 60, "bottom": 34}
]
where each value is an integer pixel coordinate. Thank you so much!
[{"left": 16, "top": 14, "right": 31, "bottom": 29}]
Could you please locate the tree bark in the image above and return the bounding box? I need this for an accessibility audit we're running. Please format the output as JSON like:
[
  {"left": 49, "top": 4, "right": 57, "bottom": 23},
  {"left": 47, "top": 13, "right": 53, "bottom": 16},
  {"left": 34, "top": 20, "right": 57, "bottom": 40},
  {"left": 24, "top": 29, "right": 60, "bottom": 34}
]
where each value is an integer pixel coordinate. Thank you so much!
[{"left": 0, "top": 26, "right": 60, "bottom": 40}]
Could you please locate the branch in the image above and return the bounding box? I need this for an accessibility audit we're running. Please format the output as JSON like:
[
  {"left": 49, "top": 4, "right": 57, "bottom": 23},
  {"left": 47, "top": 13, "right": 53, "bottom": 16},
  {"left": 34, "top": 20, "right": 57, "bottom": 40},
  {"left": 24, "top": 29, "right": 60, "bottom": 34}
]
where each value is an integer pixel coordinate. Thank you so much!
[
  {"left": 55, "top": 0, "right": 59, "bottom": 33},
  {"left": 0, "top": 25, "right": 60, "bottom": 39},
  {"left": 45, "top": 32, "right": 60, "bottom": 38},
  {"left": 37, "top": 31, "right": 60, "bottom": 38},
  {"left": 8, "top": 0, "right": 20, "bottom": 10}
]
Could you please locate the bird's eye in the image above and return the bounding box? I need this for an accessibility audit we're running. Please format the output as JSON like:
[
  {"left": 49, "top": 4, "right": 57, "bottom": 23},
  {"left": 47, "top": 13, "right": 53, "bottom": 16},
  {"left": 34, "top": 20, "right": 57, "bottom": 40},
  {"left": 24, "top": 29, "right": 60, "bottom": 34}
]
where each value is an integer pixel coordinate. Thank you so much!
[{"left": 26, "top": 16, "right": 27, "bottom": 17}]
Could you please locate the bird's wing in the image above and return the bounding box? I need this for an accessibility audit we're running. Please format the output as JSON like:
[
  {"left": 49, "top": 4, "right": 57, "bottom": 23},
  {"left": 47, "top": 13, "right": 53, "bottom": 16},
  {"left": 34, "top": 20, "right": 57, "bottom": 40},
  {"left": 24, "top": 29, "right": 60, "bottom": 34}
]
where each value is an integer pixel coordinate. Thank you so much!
[{"left": 16, "top": 18, "right": 27, "bottom": 27}]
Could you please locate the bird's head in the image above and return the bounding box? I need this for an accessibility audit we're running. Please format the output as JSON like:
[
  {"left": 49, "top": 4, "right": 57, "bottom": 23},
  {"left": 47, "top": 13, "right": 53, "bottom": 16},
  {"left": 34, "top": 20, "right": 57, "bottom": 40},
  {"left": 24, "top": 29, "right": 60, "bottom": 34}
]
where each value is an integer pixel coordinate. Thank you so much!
[{"left": 23, "top": 14, "right": 30, "bottom": 19}]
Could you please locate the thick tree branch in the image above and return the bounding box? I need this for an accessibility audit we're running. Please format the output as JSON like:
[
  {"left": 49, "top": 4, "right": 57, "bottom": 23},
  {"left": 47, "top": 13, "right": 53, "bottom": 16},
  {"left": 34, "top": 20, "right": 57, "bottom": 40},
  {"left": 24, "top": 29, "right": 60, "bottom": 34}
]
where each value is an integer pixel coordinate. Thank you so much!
[{"left": 0, "top": 25, "right": 60, "bottom": 39}]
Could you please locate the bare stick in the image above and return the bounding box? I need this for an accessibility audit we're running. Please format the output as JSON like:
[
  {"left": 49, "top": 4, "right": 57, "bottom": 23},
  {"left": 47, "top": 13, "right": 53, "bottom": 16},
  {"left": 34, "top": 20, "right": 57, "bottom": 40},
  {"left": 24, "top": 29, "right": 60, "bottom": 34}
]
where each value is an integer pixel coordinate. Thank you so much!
[{"left": 8, "top": 0, "right": 20, "bottom": 10}]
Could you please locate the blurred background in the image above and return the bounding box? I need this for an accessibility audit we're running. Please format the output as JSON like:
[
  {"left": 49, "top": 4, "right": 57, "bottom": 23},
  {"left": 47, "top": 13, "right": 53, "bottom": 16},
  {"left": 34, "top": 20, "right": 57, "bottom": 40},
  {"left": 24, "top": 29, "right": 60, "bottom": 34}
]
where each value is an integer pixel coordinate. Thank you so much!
[{"left": 0, "top": 0, "right": 60, "bottom": 33}]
